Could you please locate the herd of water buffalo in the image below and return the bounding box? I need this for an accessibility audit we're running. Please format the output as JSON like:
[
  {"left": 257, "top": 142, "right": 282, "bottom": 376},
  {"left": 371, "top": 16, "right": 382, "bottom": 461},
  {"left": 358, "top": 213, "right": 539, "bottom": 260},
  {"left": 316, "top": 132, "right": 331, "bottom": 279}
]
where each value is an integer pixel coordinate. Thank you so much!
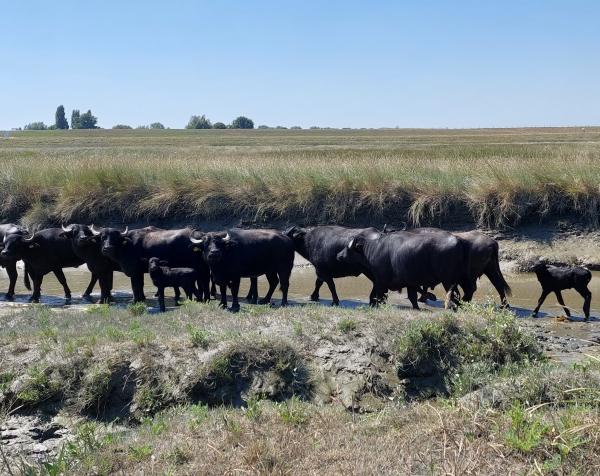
[{"left": 0, "top": 223, "right": 593, "bottom": 319}]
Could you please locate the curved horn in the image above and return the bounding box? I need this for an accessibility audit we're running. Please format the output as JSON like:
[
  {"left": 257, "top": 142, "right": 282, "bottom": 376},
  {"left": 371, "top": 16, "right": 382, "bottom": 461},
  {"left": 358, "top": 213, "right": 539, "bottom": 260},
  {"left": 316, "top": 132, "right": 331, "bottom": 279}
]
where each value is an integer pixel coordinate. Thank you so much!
[
  {"left": 348, "top": 238, "right": 354, "bottom": 249},
  {"left": 223, "top": 232, "right": 230, "bottom": 241},
  {"left": 121, "top": 226, "right": 129, "bottom": 236},
  {"left": 190, "top": 237, "right": 204, "bottom": 244},
  {"left": 62, "top": 224, "right": 74, "bottom": 233},
  {"left": 382, "top": 224, "right": 387, "bottom": 233},
  {"left": 24, "top": 231, "right": 36, "bottom": 242},
  {"left": 90, "top": 224, "right": 101, "bottom": 236}
]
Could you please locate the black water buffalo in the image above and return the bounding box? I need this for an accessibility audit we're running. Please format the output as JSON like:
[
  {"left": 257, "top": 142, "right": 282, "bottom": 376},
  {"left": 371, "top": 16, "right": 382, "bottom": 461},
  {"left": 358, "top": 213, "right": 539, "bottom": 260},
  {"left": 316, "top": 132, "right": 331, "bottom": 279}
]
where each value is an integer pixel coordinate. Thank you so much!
[
  {"left": 0, "top": 228, "right": 92, "bottom": 303},
  {"left": 148, "top": 257, "right": 198, "bottom": 312},
  {"left": 94, "top": 226, "right": 208, "bottom": 303},
  {"left": 406, "top": 228, "right": 511, "bottom": 307},
  {"left": 0, "top": 224, "right": 31, "bottom": 300},
  {"left": 60, "top": 224, "right": 122, "bottom": 303},
  {"left": 531, "top": 261, "right": 592, "bottom": 321},
  {"left": 336, "top": 229, "right": 468, "bottom": 309},
  {"left": 190, "top": 229, "right": 294, "bottom": 312},
  {"left": 285, "top": 225, "right": 379, "bottom": 306}
]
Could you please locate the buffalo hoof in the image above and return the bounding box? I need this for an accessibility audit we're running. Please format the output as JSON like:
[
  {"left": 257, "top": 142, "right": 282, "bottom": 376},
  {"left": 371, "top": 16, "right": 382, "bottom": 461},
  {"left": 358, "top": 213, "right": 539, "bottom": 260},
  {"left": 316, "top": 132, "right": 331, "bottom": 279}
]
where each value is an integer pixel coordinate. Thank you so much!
[
  {"left": 29, "top": 298, "right": 40, "bottom": 304},
  {"left": 530, "top": 313, "right": 539, "bottom": 318},
  {"left": 247, "top": 297, "right": 258, "bottom": 305},
  {"left": 229, "top": 305, "right": 240, "bottom": 313},
  {"left": 417, "top": 296, "right": 428, "bottom": 303},
  {"left": 81, "top": 294, "right": 95, "bottom": 303},
  {"left": 309, "top": 294, "right": 320, "bottom": 302},
  {"left": 258, "top": 298, "right": 271, "bottom": 305},
  {"left": 4, "top": 293, "right": 14, "bottom": 301},
  {"left": 331, "top": 300, "right": 340, "bottom": 307},
  {"left": 218, "top": 302, "right": 227, "bottom": 309},
  {"left": 65, "top": 298, "right": 72, "bottom": 305}
]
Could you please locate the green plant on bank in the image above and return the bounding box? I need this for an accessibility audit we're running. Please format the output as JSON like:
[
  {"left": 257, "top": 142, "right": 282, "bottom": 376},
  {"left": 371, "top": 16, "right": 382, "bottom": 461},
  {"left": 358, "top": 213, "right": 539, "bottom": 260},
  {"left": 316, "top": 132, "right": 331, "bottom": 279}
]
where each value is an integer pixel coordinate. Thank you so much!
[
  {"left": 337, "top": 318, "right": 357, "bottom": 333},
  {"left": 186, "top": 324, "right": 210, "bottom": 349},
  {"left": 502, "top": 402, "right": 548, "bottom": 453},
  {"left": 395, "top": 305, "right": 542, "bottom": 397},
  {"left": 127, "top": 302, "right": 147, "bottom": 317},
  {"left": 86, "top": 303, "right": 111, "bottom": 317},
  {"left": 277, "top": 396, "right": 310, "bottom": 426}
]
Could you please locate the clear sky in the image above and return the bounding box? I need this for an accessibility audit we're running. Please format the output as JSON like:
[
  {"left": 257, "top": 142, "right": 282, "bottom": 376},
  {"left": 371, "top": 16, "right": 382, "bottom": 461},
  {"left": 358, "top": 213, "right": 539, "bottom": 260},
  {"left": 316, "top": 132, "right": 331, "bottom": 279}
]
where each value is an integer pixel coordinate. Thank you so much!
[{"left": 2, "top": 1, "right": 599, "bottom": 130}]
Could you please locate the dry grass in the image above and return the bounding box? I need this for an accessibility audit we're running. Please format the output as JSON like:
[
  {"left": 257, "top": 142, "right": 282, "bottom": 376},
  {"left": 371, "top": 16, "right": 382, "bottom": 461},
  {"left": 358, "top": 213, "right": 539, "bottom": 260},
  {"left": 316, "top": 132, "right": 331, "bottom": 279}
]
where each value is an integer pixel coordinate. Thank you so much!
[{"left": 1, "top": 127, "right": 600, "bottom": 227}]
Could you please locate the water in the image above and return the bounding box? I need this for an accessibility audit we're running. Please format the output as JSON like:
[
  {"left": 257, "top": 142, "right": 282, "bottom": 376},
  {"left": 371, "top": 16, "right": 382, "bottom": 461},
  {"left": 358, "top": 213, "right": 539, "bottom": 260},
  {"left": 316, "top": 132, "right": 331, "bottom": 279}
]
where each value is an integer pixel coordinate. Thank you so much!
[{"left": 2, "top": 256, "right": 600, "bottom": 318}]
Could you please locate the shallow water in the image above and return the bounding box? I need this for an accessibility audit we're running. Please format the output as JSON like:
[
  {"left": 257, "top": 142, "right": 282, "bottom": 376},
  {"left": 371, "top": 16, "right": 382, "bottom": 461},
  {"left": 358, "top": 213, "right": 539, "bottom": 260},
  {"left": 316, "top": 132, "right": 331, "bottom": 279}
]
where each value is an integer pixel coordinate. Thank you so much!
[{"left": 1, "top": 256, "right": 600, "bottom": 319}]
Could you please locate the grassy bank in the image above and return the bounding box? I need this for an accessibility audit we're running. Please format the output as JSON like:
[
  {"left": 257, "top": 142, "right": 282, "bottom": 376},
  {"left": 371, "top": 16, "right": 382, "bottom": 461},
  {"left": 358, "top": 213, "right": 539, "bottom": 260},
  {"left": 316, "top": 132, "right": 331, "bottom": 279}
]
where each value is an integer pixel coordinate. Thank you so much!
[
  {"left": 2, "top": 302, "right": 600, "bottom": 474},
  {"left": 1, "top": 127, "right": 600, "bottom": 228}
]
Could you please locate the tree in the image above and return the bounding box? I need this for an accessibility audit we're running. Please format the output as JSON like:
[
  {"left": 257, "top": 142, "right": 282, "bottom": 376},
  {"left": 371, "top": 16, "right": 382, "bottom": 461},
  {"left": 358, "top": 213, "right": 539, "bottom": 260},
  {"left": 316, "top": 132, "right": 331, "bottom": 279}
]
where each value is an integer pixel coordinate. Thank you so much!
[
  {"left": 71, "top": 110, "right": 81, "bottom": 129},
  {"left": 186, "top": 115, "right": 212, "bottom": 129},
  {"left": 213, "top": 122, "right": 227, "bottom": 129},
  {"left": 230, "top": 116, "right": 254, "bottom": 129},
  {"left": 54, "top": 105, "right": 69, "bottom": 130},
  {"left": 149, "top": 122, "right": 165, "bottom": 129},
  {"left": 24, "top": 122, "right": 47, "bottom": 130},
  {"left": 258, "top": 125, "right": 269, "bottom": 129},
  {"left": 112, "top": 124, "right": 132, "bottom": 129},
  {"left": 79, "top": 110, "right": 98, "bottom": 129}
]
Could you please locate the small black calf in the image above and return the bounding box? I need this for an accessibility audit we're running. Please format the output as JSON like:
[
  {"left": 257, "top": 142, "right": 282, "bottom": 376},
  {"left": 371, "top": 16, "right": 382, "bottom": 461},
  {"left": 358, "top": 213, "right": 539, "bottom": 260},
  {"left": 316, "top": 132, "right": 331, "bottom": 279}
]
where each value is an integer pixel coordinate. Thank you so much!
[
  {"left": 148, "top": 257, "right": 199, "bottom": 312},
  {"left": 531, "top": 261, "right": 592, "bottom": 321}
]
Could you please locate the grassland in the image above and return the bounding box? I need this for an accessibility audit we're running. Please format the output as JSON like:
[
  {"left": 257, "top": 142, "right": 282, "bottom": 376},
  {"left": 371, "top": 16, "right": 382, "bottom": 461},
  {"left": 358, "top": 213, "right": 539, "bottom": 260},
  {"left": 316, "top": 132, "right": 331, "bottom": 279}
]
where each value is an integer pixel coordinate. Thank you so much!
[
  {"left": 1, "top": 303, "right": 600, "bottom": 474},
  {"left": 1, "top": 127, "right": 600, "bottom": 228}
]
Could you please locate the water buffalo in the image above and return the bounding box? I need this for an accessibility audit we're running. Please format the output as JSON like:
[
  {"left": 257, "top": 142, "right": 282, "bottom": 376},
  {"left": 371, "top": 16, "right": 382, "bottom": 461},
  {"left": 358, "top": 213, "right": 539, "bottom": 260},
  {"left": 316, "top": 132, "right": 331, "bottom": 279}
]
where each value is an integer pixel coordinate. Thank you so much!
[
  {"left": 60, "top": 224, "right": 122, "bottom": 303},
  {"left": 0, "top": 224, "right": 31, "bottom": 300},
  {"left": 94, "top": 226, "right": 208, "bottom": 303},
  {"left": 284, "top": 225, "right": 380, "bottom": 306},
  {"left": 0, "top": 228, "right": 92, "bottom": 303},
  {"left": 337, "top": 229, "right": 468, "bottom": 309},
  {"left": 407, "top": 228, "right": 511, "bottom": 307},
  {"left": 531, "top": 261, "right": 592, "bottom": 321},
  {"left": 190, "top": 229, "right": 294, "bottom": 312},
  {"left": 148, "top": 257, "right": 198, "bottom": 312}
]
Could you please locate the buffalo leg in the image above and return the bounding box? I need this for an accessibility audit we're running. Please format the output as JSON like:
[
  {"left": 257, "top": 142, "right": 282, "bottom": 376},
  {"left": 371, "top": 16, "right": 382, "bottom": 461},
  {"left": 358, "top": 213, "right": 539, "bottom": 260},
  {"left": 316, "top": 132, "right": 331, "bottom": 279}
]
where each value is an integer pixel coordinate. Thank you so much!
[
  {"left": 173, "top": 286, "right": 181, "bottom": 305},
  {"left": 531, "top": 289, "right": 550, "bottom": 317},
  {"left": 157, "top": 287, "right": 166, "bottom": 312},
  {"left": 229, "top": 278, "right": 241, "bottom": 312},
  {"left": 278, "top": 270, "right": 291, "bottom": 307},
  {"left": 407, "top": 286, "right": 419, "bottom": 310},
  {"left": 246, "top": 277, "right": 258, "bottom": 304},
  {"left": 324, "top": 278, "right": 340, "bottom": 306},
  {"left": 98, "top": 274, "right": 112, "bottom": 304},
  {"left": 444, "top": 284, "right": 459, "bottom": 310},
  {"left": 576, "top": 286, "right": 592, "bottom": 321},
  {"left": 53, "top": 269, "right": 72, "bottom": 303},
  {"left": 82, "top": 274, "right": 97, "bottom": 302},
  {"left": 5, "top": 261, "right": 17, "bottom": 300},
  {"left": 30, "top": 274, "right": 43, "bottom": 303},
  {"left": 184, "top": 284, "right": 195, "bottom": 301},
  {"left": 210, "top": 276, "right": 217, "bottom": 298},
  {"left": 484, "top": 269, "right": 510, "bottom": 308},
  {"left": 131, "top": 274, "right": 145, "bottom": 303},
  {"left": 218, "top": 283, "right": 228, "bottom": 308},
  {"left": 460, "top": 280, "right": 477, "bottom": 304},
  {"left": 310, "top": 278, "right": 324, "bottom": 302},
  {"left": 554, "top": 290, "right": 571, "bottom": 318},
  {"left": 259, "top": 273, "right": 279, "bottom": 305}
]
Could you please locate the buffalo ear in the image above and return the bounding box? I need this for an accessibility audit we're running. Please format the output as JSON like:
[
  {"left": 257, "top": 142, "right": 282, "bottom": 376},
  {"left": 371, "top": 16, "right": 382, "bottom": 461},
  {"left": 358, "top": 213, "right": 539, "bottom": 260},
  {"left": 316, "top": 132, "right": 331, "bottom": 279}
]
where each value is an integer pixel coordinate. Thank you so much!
[
  {"left": 122, "top": 237, "right": 132, "bottom": 246},
  {"left": 58, "top": 232, "right": 68, "bottom": 238},
  {"left": 28, "top": 243, "right": 40, "bottom": 249}
]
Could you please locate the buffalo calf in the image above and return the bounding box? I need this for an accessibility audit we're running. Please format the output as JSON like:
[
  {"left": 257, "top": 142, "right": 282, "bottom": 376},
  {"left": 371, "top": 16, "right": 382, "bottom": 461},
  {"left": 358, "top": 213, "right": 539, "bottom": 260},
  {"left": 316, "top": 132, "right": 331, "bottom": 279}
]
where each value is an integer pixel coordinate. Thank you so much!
[
  {"left": 531, "top": 261, "right": 592, "bottom": 321},
  {"left": 148, "top": 257, "right": 198, "bottom": 312}
]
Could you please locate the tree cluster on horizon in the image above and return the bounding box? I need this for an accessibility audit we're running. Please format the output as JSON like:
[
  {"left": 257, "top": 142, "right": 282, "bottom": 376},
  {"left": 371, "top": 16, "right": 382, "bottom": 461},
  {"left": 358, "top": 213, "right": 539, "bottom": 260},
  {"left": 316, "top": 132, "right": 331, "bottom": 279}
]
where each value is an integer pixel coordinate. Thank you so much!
[{"left": 185, "top": 114, "right": 254, "bottom": 130}]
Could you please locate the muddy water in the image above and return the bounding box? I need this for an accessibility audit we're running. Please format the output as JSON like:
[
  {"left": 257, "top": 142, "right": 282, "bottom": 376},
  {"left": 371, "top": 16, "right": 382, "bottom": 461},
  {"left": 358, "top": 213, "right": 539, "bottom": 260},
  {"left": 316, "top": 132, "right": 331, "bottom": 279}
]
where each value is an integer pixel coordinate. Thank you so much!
[{"left": 2, "top": 256, "right": 600, "bottom": 318}]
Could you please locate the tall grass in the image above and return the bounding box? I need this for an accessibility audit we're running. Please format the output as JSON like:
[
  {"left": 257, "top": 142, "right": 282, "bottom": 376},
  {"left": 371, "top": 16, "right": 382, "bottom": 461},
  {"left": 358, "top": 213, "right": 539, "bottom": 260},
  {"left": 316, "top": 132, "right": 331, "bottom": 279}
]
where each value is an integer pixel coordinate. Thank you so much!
[{"left": 1, "top": 128, "right": 599, "bottom": 227}]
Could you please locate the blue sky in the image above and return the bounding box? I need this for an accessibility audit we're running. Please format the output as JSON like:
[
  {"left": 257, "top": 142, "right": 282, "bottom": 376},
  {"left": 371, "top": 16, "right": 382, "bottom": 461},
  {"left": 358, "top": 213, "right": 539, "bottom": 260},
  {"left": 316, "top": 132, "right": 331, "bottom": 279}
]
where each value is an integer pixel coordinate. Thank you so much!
[{"left": 1, "top": 1, "right": 599, "bottom": 129}]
